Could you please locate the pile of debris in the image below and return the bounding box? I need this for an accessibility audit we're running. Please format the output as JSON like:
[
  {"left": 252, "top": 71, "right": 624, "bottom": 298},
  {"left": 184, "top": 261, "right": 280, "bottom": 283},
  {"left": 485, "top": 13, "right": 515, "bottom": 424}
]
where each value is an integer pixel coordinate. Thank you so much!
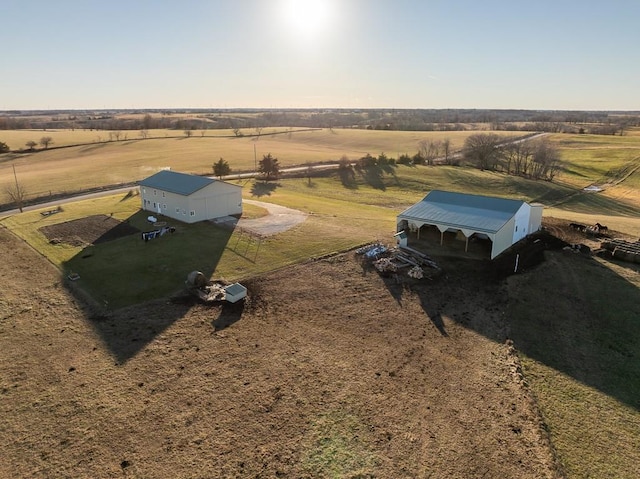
[
  {"left": 185, "top": 271, "right": 226, "bottom": 302},
  {"left": 356, "top": 243, "right": 442, "bottom": 280},
  {"left": 599, "top": 239, "right": 640, "bottom": 264},
  {"left": 185, "top": 271, "right": 248, "bottom": 303}
]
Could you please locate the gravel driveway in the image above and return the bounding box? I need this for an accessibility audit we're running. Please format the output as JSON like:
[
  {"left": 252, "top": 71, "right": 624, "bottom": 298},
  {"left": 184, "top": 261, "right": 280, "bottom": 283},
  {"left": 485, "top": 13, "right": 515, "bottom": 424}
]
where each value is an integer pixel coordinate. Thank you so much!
[{"left": 214, "top": 199, "right": 307, "bottom": 237}]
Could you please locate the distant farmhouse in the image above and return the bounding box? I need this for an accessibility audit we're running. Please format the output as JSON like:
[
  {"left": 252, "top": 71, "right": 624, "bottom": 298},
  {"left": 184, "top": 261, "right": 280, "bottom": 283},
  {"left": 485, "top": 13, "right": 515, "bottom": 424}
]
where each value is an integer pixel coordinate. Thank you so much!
[
  {"left": 138, "top": 170, "right": 242, "bottom": 224},
  {"left": 397, "top": 190, "right": 543, "bottom": 259}
]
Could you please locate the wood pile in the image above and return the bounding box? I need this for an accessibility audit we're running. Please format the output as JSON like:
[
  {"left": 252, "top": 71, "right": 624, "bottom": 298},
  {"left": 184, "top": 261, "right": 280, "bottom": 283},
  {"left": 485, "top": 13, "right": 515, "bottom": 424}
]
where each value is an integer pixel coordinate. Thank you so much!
[
  {"left": 601, "top": 239, "right": 640, "bottom": 264},
  {"left": 358, "top": 243, "right": 442, "bottom": 279}
]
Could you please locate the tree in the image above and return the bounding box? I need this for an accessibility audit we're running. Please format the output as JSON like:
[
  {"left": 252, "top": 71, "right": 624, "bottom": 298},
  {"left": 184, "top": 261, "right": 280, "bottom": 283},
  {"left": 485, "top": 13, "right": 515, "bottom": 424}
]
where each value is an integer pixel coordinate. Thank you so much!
[
  {"left": 6, "top": 165, "right": 27, "bottom": 212},
  {"left": 139, "top": 129, "right": 149, "bottom": 139},
  {"left": 442, "top": 138, "right": 451, "bottom": 164},
  {"left": 530, "top": 139, "right": 562, "bottom": 181},
  {"left": 463, "top": 133, "right": 503, "bottom": 170},
  {"left": 25, "top": 140, "right": 37, "bottom": 151},
  {"left": 212, "top": 157, "right": 231, "bottom": 178},
  {"left": 258, "top": 153, "right": 280, "bottom": 180},
  {"left": 184, "top": 129, "right": 193, "bottom": 138},
  {"left": 40, "top": 136, "right": 53, "bottom": 149},
  {"left": 0, "top": 141, "right": 10, "bottom": 153}
]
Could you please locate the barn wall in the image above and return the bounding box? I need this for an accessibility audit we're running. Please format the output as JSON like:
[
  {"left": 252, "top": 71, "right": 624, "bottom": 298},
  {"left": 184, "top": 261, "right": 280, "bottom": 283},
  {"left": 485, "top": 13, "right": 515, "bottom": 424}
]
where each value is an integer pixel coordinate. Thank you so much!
[
  {"left": 140, "top": 181, "right": 242, "bottom": 224},
  {"left": 512, "top": 204, "right": 531, "bottom": 244},
  {"left": 529, "top": 205, "right": 544, "bottom": 233},
  {"left": 492, "top": 218, "right": 516, "bottom": 259},
  {"left": 189, "top": 182, "right": 242, "bottom": 221}
]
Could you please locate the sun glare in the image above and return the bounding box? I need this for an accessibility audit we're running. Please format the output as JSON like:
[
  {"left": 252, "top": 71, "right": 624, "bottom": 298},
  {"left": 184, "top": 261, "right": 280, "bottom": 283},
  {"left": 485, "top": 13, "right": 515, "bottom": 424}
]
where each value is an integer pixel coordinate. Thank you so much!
[{"left": 281, "top": 0, "right": 333, "bottom": 38}]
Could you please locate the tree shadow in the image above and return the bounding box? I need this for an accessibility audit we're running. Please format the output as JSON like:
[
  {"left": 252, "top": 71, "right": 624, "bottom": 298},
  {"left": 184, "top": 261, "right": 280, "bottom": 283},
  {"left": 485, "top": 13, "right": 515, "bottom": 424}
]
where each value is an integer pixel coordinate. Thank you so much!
[
  {"left": 338, "top": 167, "right": 358, "bottom": 189},
  {"left": 61, "top": 211, "right": 236, "bottom": 363},
  {"left": 250, "top": 180, "right": 280, "bottom": 197}
]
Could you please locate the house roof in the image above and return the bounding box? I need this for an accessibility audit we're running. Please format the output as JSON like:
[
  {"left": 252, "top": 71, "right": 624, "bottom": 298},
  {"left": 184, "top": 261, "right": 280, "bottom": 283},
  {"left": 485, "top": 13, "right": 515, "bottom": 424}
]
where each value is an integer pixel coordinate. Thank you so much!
[
  {"left": 398, "top": 190, "right": 526, "bottom": 234},
  {"left": 138, "top": 170, "right": 217, "bottom": 196}
]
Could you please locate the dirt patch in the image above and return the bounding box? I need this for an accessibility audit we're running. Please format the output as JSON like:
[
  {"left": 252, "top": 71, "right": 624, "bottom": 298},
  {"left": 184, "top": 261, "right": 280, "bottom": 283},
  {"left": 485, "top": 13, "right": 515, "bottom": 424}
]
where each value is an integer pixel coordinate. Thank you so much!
[
  {"left": 0, "top": 226, "right": 561, "bottom": 479},
  {"left": 39, "top": 214, "right": 140, "bottom": 246}
]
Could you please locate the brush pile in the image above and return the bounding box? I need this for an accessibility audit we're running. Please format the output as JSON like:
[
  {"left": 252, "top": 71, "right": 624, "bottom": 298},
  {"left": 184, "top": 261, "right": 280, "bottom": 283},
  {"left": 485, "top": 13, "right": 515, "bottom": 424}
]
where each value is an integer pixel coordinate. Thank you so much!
[{"left": 356, "top": 243, "right": 442, "bottom": 280}]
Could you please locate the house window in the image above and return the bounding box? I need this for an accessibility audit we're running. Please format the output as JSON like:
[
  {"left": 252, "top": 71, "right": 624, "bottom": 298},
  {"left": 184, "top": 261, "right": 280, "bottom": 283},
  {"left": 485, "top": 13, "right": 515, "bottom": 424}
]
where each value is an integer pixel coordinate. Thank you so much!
[
  {"left": 153, "top": 202, "right": 156, "bottom": 208},
  {"left": 182, "top": 209, "right": 186, "bottom": 215},
  {"left": 153, "top": 189, "right": 157, "bottom": 196},
  {"left": 190, "top": 211, "right": 195, "bottom": 217},
  {"left": 163, "top": 204, "right": 167, "bottom": 210},
  {"left": 176, "top": 207, "right": 180, "bottom": 213},
  {"left": 515, "top": 225, "right": 518, "bottom": 232},
  {"left": 162, "top": 192, "right": 165, "bottom": 197}
]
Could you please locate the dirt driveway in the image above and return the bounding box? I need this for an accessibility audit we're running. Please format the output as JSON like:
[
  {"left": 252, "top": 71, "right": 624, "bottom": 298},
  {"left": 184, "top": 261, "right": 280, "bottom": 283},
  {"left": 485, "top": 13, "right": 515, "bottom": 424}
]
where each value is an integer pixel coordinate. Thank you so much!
[{"left": 226, "top": 199, "right": 308, "bottom": 236}]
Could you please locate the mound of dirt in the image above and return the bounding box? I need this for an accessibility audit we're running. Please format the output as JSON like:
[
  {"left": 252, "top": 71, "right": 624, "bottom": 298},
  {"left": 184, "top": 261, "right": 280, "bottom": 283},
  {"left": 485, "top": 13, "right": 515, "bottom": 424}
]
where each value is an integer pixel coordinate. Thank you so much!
[{"left": 39, "top": 215, "right": 139, "bottom": 246}]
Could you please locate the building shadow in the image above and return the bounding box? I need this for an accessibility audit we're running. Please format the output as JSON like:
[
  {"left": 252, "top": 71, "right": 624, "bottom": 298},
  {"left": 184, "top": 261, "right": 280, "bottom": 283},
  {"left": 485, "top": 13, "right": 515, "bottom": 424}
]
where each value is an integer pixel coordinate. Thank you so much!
[
  {"left": 375, "top": 234, "right": 640, "bottom": 411},
  {"left": 61, "top": 210, "right": 236, "bottom": 363},
  {"left": 212, "top": 299, "right": 245, "bottom": 331}
]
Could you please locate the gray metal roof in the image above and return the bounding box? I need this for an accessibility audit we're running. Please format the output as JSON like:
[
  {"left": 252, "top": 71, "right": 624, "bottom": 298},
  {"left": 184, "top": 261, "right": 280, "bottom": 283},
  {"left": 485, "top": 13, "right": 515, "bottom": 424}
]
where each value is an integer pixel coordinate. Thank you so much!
[
  {"left": 138, "top": 170, "right": 216, "bottom": 196},
  {"left": 398, "top": 190, "right": 526, "bottom": 233}
]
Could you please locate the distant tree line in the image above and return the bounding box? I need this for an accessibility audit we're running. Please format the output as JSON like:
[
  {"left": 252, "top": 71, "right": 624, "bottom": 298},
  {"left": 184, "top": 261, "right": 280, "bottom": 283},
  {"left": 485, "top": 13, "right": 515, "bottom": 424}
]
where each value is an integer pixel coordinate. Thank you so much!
[{"left": 1, "top": 109, "right": 638, "bottom": 135}]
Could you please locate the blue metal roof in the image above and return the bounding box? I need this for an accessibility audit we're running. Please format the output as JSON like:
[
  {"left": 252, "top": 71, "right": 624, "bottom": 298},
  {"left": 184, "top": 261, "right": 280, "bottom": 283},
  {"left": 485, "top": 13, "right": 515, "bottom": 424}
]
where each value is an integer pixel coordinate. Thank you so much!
[
  {"left": 138, "top": 170, "right": 216, "bottom": 196},
  {"left": 398, "top": 190, "right": 526, "bottom": 233}
]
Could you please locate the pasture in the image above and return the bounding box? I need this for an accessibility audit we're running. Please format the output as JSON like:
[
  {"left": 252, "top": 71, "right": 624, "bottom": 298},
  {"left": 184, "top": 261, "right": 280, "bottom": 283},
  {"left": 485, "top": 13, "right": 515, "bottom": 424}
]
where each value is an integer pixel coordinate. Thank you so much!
[
  {"left": 0, "top": 128, "right": 520, "bottom": 200},
  {"left": 1, "top": 128, "right": 639, "bottom": 478}
]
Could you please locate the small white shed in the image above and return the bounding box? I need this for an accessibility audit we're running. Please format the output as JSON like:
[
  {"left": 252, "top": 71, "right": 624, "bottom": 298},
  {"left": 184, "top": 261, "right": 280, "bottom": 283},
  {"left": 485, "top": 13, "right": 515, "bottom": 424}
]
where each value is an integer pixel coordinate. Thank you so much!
[{"left": 397, "top": 190, "right": 543, "bottom": 259}]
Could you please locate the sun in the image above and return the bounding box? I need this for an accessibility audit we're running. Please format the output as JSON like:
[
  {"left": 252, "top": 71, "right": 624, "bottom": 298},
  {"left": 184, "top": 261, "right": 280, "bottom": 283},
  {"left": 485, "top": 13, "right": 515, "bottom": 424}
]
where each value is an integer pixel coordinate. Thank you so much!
[{"left": 281, "top": 0, "right": 333, "bottom": 38}]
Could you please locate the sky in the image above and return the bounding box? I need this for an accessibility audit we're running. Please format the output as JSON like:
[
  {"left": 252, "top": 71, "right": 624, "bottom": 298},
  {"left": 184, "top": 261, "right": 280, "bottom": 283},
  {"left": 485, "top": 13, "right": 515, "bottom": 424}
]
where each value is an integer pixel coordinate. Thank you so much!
[{"left": 1, "top": 0, "right": 639, "bottom": 111}]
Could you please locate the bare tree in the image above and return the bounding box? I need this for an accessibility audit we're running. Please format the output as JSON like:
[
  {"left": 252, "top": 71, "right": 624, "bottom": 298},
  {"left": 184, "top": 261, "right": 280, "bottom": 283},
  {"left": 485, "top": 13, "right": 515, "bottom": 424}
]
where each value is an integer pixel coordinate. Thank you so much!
[
  {"left": 25, "top": 140, "right": 37, "bottom": 151},
  {"left": 530, "top": 139, "right": 562, "bottom": 180},
  {"left": 184, "top": 129, "right": 193, "bottom": 138},
  {"left": 139, "top": 129, "right": 149, "bottom": 139},
  {"left": 442, "top": 138, "right": 451, "bottom": 164},
  {"left": 463, "top": 133, "right": 503, "bottom": 170},
  {"left": 6, "top": 165, "right": 27, "bottom": 212},
  {"left": 39, "top": 136, "right": 53, "bottom": 149}
]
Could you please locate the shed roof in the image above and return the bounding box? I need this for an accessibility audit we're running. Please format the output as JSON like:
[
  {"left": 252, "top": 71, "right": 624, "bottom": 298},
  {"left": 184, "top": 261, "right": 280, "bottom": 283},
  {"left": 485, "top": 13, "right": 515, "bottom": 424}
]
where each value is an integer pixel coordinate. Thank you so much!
[
  {"left": 139, "top": 170, "right": 216, "bottom": 196},
  {"left": 398, "top": 190, "right": 526, "bottom": 233}
]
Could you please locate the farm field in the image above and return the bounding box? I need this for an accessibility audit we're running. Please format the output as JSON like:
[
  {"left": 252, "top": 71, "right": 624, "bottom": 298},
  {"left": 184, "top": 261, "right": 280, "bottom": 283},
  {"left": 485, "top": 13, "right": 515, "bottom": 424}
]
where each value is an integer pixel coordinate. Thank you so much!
[
  {"left": 1, "top": 129, "right": 640, "bottom": 478},
  {"left": 0, "top": 128, "right": 521, "bottom": 200}
]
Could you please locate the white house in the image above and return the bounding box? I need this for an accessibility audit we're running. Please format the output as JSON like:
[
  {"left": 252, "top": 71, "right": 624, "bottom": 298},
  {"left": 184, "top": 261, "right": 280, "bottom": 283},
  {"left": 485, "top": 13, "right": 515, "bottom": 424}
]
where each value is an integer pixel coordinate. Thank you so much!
[
  {"left": 397, "top": 190, "right": 543, "bottom": 259},
  {"left": 138, "top": 170, "right": 242, "bottom": 224}
]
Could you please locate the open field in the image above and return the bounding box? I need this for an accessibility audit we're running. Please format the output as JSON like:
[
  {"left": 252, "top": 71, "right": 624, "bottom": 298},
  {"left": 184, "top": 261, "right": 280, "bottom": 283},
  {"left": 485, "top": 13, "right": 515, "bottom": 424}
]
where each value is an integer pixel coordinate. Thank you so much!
[
  {"left": 2, "top": 215, "right": 639, "bottom": 477},
  {"left": 1, "top": 130, "right": 640, "bottom": 478},
  {"left": 0, "top": 129, "right": 522, "bottom": 199}
]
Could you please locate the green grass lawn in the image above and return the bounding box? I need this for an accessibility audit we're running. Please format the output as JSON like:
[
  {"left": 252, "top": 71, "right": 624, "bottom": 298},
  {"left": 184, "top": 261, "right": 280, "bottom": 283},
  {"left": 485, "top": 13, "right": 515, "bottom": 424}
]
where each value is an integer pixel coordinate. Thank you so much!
[
  {"left": 3, "top": 161, "right": 640, "bottom": 308},
  {"left": 506, "top": 254, "right": 640, "bottom": 478}
]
